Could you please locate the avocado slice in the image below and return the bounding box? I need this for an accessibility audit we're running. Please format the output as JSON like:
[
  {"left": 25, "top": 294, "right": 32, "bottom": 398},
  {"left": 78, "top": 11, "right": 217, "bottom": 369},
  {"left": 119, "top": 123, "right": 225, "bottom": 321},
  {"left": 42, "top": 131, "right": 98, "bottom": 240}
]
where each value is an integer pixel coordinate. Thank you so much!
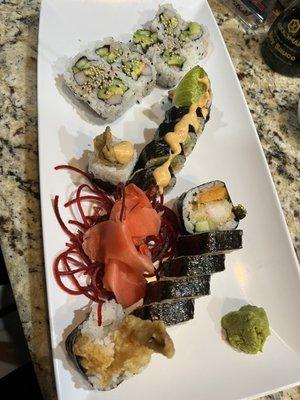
[
  {"left": 160, "top": 14, "right": 179, "bottom": 34},
  {"left": 122, "top": 60, "right": 145, "bottom": 80},
  {"left": 179, "top": 22, "right": 202, "bottom": 42},
  {"left": 112, "top": 78, "right": 127, "bottom": 90},
  {"left": 97, "top": 78, "right": 128, "bottom": 100},
  {"left": 188, "top": 22, "right": 202, "bottom": 35},
  {"left": 106, "top": 49, "right": 123, "bottom": 64},
  {"left": 95, "top": 45, "right": 122, "bottom": 64},
  {"left": 173, "top": 66, "right": 208, "bottom": 107},
  {"left": 83, "top": 67, "right": 96, "bottom": 78},
  {"left": 133, "top": 29, "right": 158, "bottom": 52},
  {"left": 163, "top": 51, "right": 185, "bottom": 68}
]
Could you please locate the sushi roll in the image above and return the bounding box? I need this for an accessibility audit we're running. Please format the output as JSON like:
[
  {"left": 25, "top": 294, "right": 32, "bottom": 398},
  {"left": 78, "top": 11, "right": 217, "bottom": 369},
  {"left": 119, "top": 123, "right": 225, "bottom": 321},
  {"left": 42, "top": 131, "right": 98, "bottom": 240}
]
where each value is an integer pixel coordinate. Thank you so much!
[
  {"left": 64, "top": 40, "right": 156, "bottom": 122},
  {"left": 66, "top": 301, "right": 175, "bottom": 391},
  {"left": 144, "top": 275, "right": 211, "bottom": 306},
  {"left": 93, "top": 39, "right": 156, "bottom": 97},
  {"left": 128, "top": 66, "right": 211, "bottom": 195},
  {"left": 133, "top": 299, "right": 195, "bottom": 326},
  {"left": 88, "top": 127, "right": 137, "bottom": 191},
  {"left": 159, "top": 254, "right": 225, "bottom": 279},
  {"left": 145, "top": 4, "right": 185, "bottom": 40},
  {"left": 177, "top": 230, "right": 243, "bottom": 256},
  {"left": 64, "top": 55, "right": 139, "bottom": 122},
  {"left": 178, "top": 181, "right": 247, "bottom": 234},
  {"left": 131, "top": 4, "right": 209, "bottom": 88}
]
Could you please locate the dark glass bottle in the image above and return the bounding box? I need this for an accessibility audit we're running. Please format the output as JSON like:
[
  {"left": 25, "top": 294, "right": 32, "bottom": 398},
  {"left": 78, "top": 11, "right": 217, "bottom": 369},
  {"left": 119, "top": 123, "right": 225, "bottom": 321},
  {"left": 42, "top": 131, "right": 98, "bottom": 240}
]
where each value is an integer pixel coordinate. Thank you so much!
[{"left": 261, "top": 0, "right": 300, "bottom": 77}]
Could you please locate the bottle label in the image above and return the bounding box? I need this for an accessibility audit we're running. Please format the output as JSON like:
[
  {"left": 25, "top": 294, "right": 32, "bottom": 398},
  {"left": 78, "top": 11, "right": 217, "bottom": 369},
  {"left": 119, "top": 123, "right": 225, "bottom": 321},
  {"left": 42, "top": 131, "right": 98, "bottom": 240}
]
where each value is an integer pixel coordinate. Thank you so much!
[{"left": 265, "top": 6, "right": 300, "bottom": 67}]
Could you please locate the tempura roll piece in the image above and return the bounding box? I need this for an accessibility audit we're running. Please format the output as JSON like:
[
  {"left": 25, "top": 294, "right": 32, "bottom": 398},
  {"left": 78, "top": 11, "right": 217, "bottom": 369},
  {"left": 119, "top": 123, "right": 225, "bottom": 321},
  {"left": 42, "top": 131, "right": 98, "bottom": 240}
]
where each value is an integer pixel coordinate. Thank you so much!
[{"left": 66, "top": 301, "right": 174, "bottom": 391}]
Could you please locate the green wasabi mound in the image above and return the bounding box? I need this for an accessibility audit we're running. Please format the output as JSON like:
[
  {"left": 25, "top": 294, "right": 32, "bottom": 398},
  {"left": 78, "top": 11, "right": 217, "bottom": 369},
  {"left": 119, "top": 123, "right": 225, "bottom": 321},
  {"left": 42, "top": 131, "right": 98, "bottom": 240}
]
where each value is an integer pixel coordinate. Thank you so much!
[
  {"left": 221, "top": 305, "right": 270, "bottom": 354},
  {"left": 172, "top": 65, "right": 208, "bottom": 107}
]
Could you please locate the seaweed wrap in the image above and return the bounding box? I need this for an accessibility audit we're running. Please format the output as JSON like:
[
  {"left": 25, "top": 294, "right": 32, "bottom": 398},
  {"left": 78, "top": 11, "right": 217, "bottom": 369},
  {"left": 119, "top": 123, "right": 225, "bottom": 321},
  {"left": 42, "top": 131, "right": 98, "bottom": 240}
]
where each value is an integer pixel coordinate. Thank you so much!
[
  {"left": 159, "top": 254, "right": 225, "bottom": 279},
  {"left": 128, "top": 167, "right": 176, "bottom": 193},
  {"left": 135, "top": 139, "right": 186, "bottom": 173},
  {"left": 178, "top": 181, "right": 247, "bottom": 234},
  {"left": 143, "top": 275, "right": 211, "bottom": 306},
  {"left": 177, "top": 230, "right": 243, "bottom": 256},
  {"left": 133, "top": 299, "right": 195, "bottom": 326}
]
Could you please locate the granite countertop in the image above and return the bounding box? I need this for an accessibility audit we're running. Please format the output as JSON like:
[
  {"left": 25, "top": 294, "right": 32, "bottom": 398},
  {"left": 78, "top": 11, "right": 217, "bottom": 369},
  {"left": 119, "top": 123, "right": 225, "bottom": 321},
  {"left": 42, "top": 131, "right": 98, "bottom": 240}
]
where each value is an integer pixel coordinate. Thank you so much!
[{"left": 0, "top": 0, "right": 299, "bottom": 399}]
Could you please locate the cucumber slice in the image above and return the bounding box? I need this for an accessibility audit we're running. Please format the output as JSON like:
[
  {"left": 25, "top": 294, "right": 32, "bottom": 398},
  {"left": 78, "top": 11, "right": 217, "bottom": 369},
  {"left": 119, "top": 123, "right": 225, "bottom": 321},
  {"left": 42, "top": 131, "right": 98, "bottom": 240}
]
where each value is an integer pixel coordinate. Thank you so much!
[
  {"left": 96, "top": 46, "right": 109, "bottom": 57},
  {"left": 195, "top": 220, "right": 210, "bottom": 233}
]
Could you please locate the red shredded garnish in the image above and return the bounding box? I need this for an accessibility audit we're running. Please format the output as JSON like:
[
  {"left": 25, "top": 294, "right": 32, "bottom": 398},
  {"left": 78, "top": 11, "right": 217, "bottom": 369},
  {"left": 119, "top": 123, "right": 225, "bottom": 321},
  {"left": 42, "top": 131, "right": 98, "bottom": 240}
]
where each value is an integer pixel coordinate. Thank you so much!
[{"left": 53, "top": 165, "right": 179, "bottom": 325}]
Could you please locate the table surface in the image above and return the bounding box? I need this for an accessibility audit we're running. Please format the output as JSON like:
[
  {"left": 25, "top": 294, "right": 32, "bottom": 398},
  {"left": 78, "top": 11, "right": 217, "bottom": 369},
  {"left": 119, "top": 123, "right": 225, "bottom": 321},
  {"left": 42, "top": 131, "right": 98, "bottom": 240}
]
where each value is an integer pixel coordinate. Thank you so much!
[{"left": 0, "top": 0, "right": 299, "bottom": 399}]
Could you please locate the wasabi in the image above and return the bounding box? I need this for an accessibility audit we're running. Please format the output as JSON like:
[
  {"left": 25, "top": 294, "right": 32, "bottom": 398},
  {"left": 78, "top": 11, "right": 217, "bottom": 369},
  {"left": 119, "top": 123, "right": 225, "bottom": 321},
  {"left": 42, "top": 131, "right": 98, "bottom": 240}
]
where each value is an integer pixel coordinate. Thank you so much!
[{"left": 221, "top": 305, "right": 270, "bottom": 354}]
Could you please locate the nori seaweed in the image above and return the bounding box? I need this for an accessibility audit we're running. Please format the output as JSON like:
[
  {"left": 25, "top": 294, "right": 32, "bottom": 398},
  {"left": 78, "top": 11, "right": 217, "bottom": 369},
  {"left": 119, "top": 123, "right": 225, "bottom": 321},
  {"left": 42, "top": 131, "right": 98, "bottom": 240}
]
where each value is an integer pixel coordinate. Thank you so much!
[
  {"left": 133, "top": 299, "right": 195, "bottom": 326},
  {"left": 144, "top": 275, "right": 211, "bottom": 305},
  {"left": 160, "top": 254, "right": 225, "bottom": 279},
  {"left": 177, "top": 230, "right": 243, "bottom": 256},
  {"left": 135, "top": 139, "right": 170, "bottom": 171},
  {"left": 128, "top": 167, "right": 176, "bottom": 193}
]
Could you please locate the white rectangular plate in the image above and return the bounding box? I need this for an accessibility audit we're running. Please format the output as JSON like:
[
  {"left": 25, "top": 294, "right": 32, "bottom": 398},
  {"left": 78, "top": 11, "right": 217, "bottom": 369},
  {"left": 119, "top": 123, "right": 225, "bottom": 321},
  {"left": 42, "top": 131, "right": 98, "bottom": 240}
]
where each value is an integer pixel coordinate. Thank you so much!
[{"left": 38, "top": 1, "right": 300, "bottom": 399}]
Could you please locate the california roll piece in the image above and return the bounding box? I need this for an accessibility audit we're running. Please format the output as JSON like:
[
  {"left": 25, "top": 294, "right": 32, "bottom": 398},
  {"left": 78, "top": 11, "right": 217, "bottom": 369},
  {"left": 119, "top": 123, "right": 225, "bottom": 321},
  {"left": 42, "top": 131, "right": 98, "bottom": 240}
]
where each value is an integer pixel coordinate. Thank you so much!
[
  {"left": 88, "top": 127, "right": 137, "bottom": 191},
  {"left": 119, "top": 52, "right": 156, "bottom": 97},
  {"left": 131, "top": 4, "right": 209, "bottom": 88},
  {"left": 133, "top": 299, "right": 195, "bottom": 326},
  {"left": 93, "top": 38, "right": 126, "bottom": 65},
  {"left": 94, "top": 39, "right": 156, "bottom": 97},
  {"left": 179, "top": 21, "right": 209, "bottom": 61},
  {"left": 66, "top": 301, "right": 174, "bottom": 391},
  {"left": 65, "top": 55, "right": 139, "bottom": 122},
  {"left": 145, "top": 4, "right": 185, "bottom": 39},
  {"left": 178, "top": 181, "right": 247, "bottom": 234},
  {"left": 177, "top": 230, "right": 243, "bottom": 256}
]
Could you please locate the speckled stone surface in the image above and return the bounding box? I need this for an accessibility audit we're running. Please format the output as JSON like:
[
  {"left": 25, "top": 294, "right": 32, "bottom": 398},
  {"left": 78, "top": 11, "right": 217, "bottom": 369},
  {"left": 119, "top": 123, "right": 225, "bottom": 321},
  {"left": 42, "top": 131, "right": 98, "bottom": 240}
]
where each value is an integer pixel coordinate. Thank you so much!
[{"left": 0, "top": 1, "right": 299, "bottom": 399}]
